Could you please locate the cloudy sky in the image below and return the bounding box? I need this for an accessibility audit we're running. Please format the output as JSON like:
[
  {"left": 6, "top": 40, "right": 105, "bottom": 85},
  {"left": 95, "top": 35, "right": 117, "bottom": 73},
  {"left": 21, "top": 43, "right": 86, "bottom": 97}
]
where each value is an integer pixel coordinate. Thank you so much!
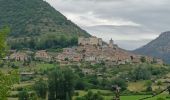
[{"left": 45, "top": 0, "right": 170, "bottom": 50}]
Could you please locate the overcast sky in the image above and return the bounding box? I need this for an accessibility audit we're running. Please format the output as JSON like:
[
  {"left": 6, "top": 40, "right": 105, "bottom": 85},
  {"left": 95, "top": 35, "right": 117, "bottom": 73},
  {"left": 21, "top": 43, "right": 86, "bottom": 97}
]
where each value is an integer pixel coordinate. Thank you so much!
[{"left": 45, "top": 0, "right": 170, "bottom": 50}]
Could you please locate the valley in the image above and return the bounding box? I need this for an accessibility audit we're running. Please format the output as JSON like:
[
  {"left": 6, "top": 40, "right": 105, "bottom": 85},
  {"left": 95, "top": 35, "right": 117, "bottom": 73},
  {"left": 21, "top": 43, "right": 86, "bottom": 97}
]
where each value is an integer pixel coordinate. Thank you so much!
[
  {"left": 2, "top": 41, "right": 170, "bottom": 99},
  {"left": 0, "top": 0, "right": 170, "bottom": 100}
]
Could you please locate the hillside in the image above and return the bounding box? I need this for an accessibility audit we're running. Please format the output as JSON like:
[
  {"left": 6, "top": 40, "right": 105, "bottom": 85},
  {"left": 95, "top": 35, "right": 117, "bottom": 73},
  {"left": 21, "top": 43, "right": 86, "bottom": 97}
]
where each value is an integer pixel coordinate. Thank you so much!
[
  {"left": 0, "top": 0, "right": 90, "bottom": 49},
  {"left": 134, "top": 31, "right": 170, "bottom": 64}
]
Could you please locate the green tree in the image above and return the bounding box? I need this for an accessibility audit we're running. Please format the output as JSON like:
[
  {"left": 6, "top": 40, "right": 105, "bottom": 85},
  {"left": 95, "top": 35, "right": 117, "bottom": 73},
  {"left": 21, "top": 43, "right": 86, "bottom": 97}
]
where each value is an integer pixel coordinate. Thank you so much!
[
  {"left": 111, "top": 78, "right": 127, "bottom": 91},
  {"left": 88, "top": 75, "right": 99, "bottom": 86},
  {"left": 76, "top": 91, "right": 104, "bottom": 100},
  {"left": 0, "top": 26, "right": 9, "bottom": 58},
  {"left": 157, "top": 81, "right": 162, "bottom": 89},
  {"left": 19, "top": 89, "right": 29, "bottom": 100},
  {"left": 0, "top": 27, "right": 19, "bottom": 100},
  {"left": 145, "top": 80, "right": 152, "bottom": 92},
  {"left": 140, "top": 56, "right": 146, "bottom": 63},
  {"left": 132, "top": 67, "right": 151, "bottom": 80},
  {"left": 48, "top": 67, "right": 75, "bottom": 100},
  {"left": 63, "top": 69, "right": 76, "bottom": 100},
  {"left": 48, "top": 67, "right": 64, "bottom": 100},
  {"left": 0, "top": 70, "right": 19, "bottom": 100},
  {"left": 34, "top": 79, "right": 47, "bottom": 99},
  {"left": 167, "top": 86, "right": 170, "bottom": 94},
  {"left": 75, "top": 79, "right": 86, "bottom": 90},
  {"left": 100, "top": 78, "right": 111, "bottom": 89},
  {"left": 29, "top": 92, "right": 38, "bottom": 100},
  {"left": 157, "top": 97, "right": 165, "bottom": 100}
]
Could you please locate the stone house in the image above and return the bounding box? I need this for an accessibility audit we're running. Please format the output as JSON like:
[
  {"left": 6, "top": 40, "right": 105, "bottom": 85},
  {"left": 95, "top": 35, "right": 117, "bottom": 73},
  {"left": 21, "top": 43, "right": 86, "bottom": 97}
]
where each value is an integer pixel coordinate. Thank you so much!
[
  {"left": 35, "top": 50, "right": 51, "bottom": 61},
  {"left": 155, "top": 58, "right": 163, "bottom": 65},
  {"left": 82, "top": 68, "right": 94, "bottom": 75},
  {"left": 72, "top": 54, "right": 82, "bottom": 62},
  {"left": 56, "top": 53, "right": 82, "bottom": 62},
  {"left": 56, "top": 48, "right": 82, "bottom": 62},
  {"left": 63, "top": 48, "right": 75, "bottom": 54},
  {"left": 84, "top": 55, "right": 96, "bottom": 62},
  {"left": 59, "top": 61, "right": 70, "bottom": 66},
  {"left": 130, "top": 55, "right": 141, "bottom": 63},
  {"left": 117, "top": 60, "right": 126, "bottom": 65},
  {"left": 56, "top": 54, "right": 66, "bottom": 62},
  {"left": 10, "top": 52, "right": 28, "bottom": 61},
  {"left": 78, "top": 36, "right": 102, "bottom": 46},
  {"left": 145, "top": 56, "right": 154, "bottom": 63}
]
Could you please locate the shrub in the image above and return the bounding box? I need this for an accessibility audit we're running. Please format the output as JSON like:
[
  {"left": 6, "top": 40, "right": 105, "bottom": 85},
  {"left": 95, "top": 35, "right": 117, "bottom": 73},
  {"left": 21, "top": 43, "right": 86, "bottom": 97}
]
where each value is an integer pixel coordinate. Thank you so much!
[
  {"left": 75, "top": 80, "right": 86, "bottom": 90},
  {"left": 157, "top": 97, "right": 165, "bottom": 100},
  {"left": 111, "top": 78, "right": 127, "bottom": 91},
  {"left": 131, "top": 67, "right": 151, "bottom": 80},
  {"left": 74, "top": 92, "right": 79, "bottom": 96},
  {"left": 18, "top": 89, "right": 29, "bottom": 100},
  {"left": 75, "top": 91, "right": 104, "bottom": 100},
  {"left": 33, "top": 79, "right": 47, "bottom": 99}
]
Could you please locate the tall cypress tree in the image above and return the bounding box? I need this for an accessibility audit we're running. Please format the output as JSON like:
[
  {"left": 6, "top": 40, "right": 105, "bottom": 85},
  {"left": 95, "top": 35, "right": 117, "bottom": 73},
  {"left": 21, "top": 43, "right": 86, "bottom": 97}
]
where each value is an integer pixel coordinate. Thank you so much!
[{"left": 48, "top": 67, "right": 75, "bottom": 100}]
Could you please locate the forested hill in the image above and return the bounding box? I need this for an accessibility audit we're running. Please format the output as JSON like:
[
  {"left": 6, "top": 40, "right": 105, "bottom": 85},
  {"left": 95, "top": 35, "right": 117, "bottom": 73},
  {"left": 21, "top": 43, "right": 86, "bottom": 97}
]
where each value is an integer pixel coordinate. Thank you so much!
[
  {"left": 0, "top": 0, "right": 90, "bottom": 49},
  {"left": 134, "top": 31, "right": 170, "bottom": 64}
]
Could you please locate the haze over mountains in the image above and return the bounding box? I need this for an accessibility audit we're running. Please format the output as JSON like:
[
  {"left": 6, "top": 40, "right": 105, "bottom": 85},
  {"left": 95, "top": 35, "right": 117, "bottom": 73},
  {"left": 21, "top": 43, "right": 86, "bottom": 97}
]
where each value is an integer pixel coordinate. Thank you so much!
[{"left": 134, "top": 31, "right": 170, "bottom": 64}]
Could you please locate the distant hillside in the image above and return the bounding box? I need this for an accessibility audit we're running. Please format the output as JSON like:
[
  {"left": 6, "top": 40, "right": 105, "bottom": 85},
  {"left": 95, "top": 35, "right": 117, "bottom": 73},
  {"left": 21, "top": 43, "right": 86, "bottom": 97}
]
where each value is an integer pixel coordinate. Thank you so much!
[
  {"left": 0, "top": 0, "right": 90, "bottom": 49},
  {"left": 134, "top": 31, "right": 170, "bottom": 64}
]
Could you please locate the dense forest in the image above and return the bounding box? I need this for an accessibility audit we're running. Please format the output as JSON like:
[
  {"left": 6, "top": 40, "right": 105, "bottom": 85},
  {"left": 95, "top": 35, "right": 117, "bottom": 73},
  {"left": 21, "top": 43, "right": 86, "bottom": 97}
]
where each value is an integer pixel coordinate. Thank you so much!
[
  {"left": 8, "top": 34, "right": 78, "bottom": 50},
  {"left": 0, "top": 0, "right": 90, "bottom": 49}
]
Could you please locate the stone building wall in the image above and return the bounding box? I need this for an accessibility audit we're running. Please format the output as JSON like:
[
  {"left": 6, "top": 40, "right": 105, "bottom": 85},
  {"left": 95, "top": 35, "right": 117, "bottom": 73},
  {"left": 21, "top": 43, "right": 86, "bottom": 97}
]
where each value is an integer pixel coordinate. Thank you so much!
[
  {"left": 78, "top": 37, "right": 90, "bottom": 45},
  {"left": 78, "top": 37, "right": 103, "bottom": 46}
]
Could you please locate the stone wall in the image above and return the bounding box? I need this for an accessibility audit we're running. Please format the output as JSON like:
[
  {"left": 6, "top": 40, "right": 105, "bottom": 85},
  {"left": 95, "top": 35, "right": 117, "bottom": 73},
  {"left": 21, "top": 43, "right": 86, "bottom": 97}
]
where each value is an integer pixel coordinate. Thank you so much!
[{"left": 78, "top": 37, "right": 103, "bottom": 46}]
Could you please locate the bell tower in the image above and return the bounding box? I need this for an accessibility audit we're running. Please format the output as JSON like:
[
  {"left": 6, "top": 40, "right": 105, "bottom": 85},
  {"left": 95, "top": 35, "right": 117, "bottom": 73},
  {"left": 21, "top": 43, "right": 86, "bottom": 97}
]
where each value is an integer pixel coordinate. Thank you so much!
[{"left": 109, "top": 38, "right": 114, "bottom": 48}]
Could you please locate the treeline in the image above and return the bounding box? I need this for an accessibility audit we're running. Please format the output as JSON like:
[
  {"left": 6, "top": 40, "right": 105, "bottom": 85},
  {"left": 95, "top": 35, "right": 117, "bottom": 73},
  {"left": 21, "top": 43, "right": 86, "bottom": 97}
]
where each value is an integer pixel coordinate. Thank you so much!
[
  {"left": 9, "top": 64, "right": 170, "bottom": 100},
  {"left": 19, "top": 67, "right": 104, "bottom": 100},
  {"left": 0, "top": 26, "right": 9, "bottom": 58},
  {"left": 127, "top": 65, "right": 167, "bottom": 81},
  {"left": 9, "top": 34, "right": 78, "bottom": 50}
]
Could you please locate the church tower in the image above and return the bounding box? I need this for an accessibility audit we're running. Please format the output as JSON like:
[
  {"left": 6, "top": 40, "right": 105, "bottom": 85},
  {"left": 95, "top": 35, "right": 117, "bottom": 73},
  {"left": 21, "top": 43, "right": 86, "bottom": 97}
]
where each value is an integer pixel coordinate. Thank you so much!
[{"left": 109, "top": 38, "right": 114, "bottom": 48}]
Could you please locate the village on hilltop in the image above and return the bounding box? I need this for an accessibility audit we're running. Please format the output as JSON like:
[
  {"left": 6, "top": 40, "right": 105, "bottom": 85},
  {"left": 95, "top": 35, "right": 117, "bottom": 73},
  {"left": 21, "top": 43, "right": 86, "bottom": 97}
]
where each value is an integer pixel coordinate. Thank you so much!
[{"left": 5, "top": 36, "right": 163, "bottom": 66}]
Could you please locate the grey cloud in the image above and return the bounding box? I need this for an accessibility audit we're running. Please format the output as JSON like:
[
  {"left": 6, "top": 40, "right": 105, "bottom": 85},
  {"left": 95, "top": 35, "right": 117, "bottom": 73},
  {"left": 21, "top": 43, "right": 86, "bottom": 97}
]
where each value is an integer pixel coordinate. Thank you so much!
[
  {"left": 116, "top": 39, "right": 152, "bottom": 50},
  {"left": 45, "top": 0, "right": 170, "bottom": 50}
]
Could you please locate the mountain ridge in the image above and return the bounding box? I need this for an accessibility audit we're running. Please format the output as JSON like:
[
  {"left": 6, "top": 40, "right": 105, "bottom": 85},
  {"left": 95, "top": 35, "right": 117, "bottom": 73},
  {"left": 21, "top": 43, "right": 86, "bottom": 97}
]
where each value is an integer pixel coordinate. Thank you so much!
[
  {"left": 0, "top": 0, "right": 90, "bottom": 37},
  {"left": 134, "top": 31, "right": 170, "bottom": 63},
  {"left": 0, "top": 0, "right": 90, "bottom": 49}
]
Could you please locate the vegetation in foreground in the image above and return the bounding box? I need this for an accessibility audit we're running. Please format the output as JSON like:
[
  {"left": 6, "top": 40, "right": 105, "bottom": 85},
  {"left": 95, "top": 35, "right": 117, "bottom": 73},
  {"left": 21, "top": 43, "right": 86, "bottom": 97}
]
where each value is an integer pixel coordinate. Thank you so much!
[
  {"left": 3, "top": 60, "right": 170, "bottom": 100},
  {"left": 1, "top": 27, "right": 170, "bottom": 100}
]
